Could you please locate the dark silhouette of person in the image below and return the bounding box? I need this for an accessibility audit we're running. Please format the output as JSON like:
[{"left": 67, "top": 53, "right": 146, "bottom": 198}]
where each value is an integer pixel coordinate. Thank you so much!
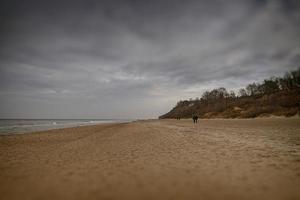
[{"left": 192, "top": 115, "right": 198, "bottom": 123}]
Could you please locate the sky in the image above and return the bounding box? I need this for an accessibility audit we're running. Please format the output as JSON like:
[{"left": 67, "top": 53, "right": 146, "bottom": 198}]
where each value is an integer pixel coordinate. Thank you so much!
[{"left": 0, "top": 0, "right": 299, "bottom": 119}]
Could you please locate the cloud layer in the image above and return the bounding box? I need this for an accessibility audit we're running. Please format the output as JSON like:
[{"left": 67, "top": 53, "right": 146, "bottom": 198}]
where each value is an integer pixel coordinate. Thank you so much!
[{"left": 0, "top": 0, "right": 299, "bottom": 118}]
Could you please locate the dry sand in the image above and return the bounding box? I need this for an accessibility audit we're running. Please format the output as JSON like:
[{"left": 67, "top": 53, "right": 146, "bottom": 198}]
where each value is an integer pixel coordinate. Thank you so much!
[{"left": 0, "top": 118, "right": 300, "bottom": 200}]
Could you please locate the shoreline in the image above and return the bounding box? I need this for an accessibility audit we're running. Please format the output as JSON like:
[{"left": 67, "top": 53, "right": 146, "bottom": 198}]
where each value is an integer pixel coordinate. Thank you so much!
[
  {"left": 2, "top": 116, "right": 299, "bottom": 136},
  {"left": 0, "top": 121, "right": 135, "bottom": 138},
  {"left": 1, "top": 118, "right": 299, "bottom": 200},
  {"left": 2, "top": 114, "right": 299, "bottom": 136},
  {"left": 0, "top": 119, "right": 133, "bottom": 136}
]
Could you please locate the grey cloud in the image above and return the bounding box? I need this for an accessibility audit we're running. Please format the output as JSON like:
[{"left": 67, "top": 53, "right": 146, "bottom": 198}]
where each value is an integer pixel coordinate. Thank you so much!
[{"left": 0, "top": 0, "right": 299, "bottom": 118}]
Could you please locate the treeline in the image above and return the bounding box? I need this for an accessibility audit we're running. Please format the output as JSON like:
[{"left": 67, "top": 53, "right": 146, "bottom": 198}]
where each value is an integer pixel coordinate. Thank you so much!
[
  {"left": 239, "top": 68, "right": 300, "bottom": 97},
  {"left": 177, "top": 68, "right": 300, "bottom": 106},
  {"left": 160, "top": 68, "right": 300, "bottom": 119}
]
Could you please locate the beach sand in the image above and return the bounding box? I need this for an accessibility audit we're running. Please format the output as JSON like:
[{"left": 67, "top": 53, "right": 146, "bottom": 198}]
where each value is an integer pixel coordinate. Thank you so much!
[{"left": 0, "top": 118, "right": 300, "bottom": 200}]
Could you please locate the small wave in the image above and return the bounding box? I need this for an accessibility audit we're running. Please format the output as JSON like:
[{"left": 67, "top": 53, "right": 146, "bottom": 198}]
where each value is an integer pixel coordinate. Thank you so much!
[
  {"left": 89, "top": 120, "right": 105, "bottom": 123},
  {"left": 0, "top": 119, "right": 132, "bottom": 135}
]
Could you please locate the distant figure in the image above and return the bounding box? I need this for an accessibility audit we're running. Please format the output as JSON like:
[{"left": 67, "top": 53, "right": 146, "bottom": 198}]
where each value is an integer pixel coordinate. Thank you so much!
[
  {"left": 176, "top": 117, "right": 181, "bottom": 120},
  {"left": 192, "top": 115, "right": 198, "bottom": 123}
]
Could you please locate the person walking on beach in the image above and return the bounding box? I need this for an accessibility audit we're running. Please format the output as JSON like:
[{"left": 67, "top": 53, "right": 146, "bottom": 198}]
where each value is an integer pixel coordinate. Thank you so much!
[{"left": 192, "top": 115, "right": 198, "bottom": 123}]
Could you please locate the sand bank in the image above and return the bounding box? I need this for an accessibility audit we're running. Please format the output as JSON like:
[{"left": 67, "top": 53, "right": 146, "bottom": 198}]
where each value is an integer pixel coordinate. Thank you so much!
[{"left": 1, "top": 118, "right": 300, "bottom": 200}]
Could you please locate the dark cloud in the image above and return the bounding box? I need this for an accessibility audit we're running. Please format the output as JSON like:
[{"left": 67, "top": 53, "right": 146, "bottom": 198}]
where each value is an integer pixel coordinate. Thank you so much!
[{"left": 0, "top": 0, "right": 299, "bottom": 118}]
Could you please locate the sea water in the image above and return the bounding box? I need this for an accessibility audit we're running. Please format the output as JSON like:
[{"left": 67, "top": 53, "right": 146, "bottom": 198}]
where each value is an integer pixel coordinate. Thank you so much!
[{"left": 0, "top": 119, "right": 130, "bottom": 135}]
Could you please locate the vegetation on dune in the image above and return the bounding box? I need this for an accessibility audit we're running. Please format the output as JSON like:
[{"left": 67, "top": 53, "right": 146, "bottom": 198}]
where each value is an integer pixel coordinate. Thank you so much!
[{"left": 160, "top": 68, "right": 300, "bottom": 119}]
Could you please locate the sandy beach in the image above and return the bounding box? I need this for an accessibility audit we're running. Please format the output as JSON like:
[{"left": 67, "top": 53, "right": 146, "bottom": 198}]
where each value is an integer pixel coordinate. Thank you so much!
[{"left": 0, "top": 118, "right": 300, "bottom": 200}]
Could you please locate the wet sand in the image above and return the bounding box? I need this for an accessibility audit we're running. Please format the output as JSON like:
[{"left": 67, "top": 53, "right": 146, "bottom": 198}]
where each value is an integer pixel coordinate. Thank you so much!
[{"left": 0, "top": 118, "right": 300, "bottom": 200}]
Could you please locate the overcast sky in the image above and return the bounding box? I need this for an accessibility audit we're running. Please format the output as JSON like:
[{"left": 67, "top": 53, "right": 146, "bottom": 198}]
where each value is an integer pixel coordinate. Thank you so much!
[{"left": 0, "top": 0, "right": 299, "bottom": 119}]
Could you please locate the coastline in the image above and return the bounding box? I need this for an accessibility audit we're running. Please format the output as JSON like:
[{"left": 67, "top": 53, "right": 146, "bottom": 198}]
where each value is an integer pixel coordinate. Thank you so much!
[
  {"left": 0, "top": 119, "right": 132, "bottom": 135},
  {"left": 1, "top": 118, "right": 299, "bottom": 200}
]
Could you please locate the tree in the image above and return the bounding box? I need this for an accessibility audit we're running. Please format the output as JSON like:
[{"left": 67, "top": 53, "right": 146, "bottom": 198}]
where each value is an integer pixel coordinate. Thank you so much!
[
  {"left": 260, "top": 77, "right": 279, "bottom": 94},
  {"left": 201, "top": 91, "right": 210, "bottom": 101},
  {"left": 290, "top": 68, "right": 300, "bottom": 88},
  {"left": 246, "top": 83, "right": 260, "bottom": 96},
  {"left": 216, "top": 87, "right": 228, "bottom": 99},
  {"left": 279, "top": 68, "right": 300, "bottom": 90},
  {"left": 229, "top": 90, "right": 236, "bottom": 98},
  {"left": 238, "top": 88, "right": 247, "bottom": 97}
]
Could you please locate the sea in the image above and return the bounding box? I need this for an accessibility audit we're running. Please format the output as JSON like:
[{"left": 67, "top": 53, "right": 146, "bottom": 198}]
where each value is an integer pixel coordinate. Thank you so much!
[{"left": 0, "top": 119, "right": 131, "bottom": 135}]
